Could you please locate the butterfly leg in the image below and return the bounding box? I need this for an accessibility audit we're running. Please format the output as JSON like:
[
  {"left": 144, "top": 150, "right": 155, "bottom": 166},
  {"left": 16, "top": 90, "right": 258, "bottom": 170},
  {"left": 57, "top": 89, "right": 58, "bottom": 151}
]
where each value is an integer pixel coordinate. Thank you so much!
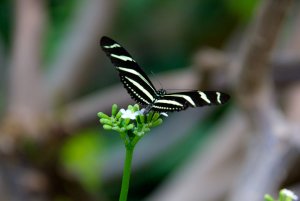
[{"left": 143, "top": 104, "right": 153, "bottom": 114}]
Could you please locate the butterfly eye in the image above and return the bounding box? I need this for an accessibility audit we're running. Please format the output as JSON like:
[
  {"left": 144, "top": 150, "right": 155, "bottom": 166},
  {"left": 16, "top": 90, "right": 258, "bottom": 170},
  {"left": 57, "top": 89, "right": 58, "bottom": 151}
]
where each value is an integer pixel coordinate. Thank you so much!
[{"left": 157, "top": 89, "right": 166, "bottom": 96}]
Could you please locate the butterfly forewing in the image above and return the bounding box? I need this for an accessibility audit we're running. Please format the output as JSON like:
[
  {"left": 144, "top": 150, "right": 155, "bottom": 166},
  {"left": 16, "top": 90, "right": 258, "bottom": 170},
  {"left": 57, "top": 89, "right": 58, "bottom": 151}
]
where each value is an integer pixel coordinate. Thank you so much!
[{"left": 100, "top": 36, "right": 158, "bottom": 105}]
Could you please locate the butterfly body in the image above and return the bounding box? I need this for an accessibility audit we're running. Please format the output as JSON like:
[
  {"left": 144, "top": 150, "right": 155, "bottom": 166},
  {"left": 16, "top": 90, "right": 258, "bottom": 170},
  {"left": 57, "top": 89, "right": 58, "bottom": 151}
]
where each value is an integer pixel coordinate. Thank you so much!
[{"left": 100, "top": 36, "right": 230, "bottom": 113}]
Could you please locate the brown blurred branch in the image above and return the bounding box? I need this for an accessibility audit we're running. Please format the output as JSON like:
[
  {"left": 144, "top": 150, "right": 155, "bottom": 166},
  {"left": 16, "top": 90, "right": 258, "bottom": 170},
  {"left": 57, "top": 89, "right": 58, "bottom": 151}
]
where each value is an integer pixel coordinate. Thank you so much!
[
  {"left": 0, "top": 1, "right": 48, "bottom": 200},
  {"left": 275, "top": 1, "right": 300, "bottom": 59},
  {"left": 233, "top": 0, "right": 293, "bottom": 110},
  {"left": 227, "top": 0, "right": 296, "bottom": 201},
  {"left": 145, "top": 109, "right": 248, "bottom": 201},
  {"left": 145, "top": 1, "right": 299, "bottom": 201},
  {"left": 7, "top": 0, "right": 47, "bottom": 137},
  {"left": 46, "top": 0, "right": 118, "bottom": 104}
]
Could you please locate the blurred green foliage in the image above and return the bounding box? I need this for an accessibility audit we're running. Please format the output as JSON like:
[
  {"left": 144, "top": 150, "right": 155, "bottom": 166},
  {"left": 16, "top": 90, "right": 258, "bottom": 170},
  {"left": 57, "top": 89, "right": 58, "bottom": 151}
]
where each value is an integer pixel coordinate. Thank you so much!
[
  {"left": 227, "top": 0, "right": 259, "bottom": 22},
  {"left": 113, "top": 0, "right": 259, "bottom": 74},
  {"left": 60, "top": 129, "right": 105, "bottom": 193},
  {"left": 0, "top": 0, "right": 12, "bottom": 48},
  {"left": 45, "top": 0, "right": 79, "bottom": 63}
]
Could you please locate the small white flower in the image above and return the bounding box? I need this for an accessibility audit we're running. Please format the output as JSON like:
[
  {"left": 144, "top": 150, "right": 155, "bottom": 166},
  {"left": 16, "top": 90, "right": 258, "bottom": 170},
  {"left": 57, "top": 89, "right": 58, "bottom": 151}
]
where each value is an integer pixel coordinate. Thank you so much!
[
  {"left": 120, "top": 109, "right": 138, "bottom": 120},
  {"left": 282, "top": 189, "right": 298, "bottom": 200}
]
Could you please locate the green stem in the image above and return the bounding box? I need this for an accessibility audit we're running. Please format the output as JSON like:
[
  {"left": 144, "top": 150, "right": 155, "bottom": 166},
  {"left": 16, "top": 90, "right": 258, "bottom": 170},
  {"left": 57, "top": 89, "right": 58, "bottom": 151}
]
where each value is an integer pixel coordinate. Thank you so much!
[
  {"left": 119, "top": 146, "right": 134, "bottom": 201},
  {"left": 131, "top": 136, "right": 141, "bottom": 147}
]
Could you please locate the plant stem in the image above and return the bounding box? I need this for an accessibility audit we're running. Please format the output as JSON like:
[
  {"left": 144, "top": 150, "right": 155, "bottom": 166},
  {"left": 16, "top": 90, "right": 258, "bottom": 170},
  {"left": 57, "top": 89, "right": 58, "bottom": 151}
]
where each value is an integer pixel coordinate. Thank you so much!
[{"left": 119, "top": 146, "right": 134, "bottom": 201}]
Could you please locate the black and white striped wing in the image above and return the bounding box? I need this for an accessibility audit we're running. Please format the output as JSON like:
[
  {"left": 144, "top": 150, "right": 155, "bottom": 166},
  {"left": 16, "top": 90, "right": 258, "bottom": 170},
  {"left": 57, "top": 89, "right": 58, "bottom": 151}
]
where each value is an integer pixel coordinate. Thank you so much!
[
  {"left": 152, "top": 91, "right": 230, "bottom": 112},
  {"left": 100, "top": 36, "right": 158, "bottom": 105}
]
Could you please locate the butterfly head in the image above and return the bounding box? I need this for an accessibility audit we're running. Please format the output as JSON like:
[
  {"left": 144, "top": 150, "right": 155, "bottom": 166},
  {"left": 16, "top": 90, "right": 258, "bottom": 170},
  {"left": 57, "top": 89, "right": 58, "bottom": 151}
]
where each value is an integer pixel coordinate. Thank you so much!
[{"left": 157, "top": 89, "right": 167, "bottom": 96}]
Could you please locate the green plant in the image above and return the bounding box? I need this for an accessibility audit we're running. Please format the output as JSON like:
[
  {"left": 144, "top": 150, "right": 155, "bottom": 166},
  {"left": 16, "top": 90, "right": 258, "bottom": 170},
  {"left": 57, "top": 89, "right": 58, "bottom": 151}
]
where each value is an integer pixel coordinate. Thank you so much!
[
  {"left": 98, "top": 104, "right": 166, "bottom": 201},
  {"left": 265, "top": 189, "right": 298, "bottom": 201}
]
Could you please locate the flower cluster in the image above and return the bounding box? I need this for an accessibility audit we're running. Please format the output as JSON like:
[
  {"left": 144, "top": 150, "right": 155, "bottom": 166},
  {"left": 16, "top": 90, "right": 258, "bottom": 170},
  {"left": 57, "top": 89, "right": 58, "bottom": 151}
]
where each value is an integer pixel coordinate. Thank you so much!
[
  {"left": 265, "top": 189, "right": 298, "bottom": 201},
  {"left": 98, "top": 104, "right": 165, "bottom": 147}
]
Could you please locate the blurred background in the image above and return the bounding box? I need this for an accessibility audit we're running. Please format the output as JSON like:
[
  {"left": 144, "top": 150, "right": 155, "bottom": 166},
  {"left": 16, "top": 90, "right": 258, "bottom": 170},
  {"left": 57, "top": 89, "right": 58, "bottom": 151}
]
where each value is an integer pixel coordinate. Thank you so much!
[{"left": 0, "top": 0, "right": 300, "bottom": 201}]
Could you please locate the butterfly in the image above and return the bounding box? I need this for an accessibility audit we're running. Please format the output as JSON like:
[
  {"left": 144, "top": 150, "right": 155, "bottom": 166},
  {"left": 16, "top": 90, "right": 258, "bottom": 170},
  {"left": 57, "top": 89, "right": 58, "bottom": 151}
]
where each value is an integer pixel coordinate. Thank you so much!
[{"left": 100, "top": 36, "right": 230, "bottom": 113}]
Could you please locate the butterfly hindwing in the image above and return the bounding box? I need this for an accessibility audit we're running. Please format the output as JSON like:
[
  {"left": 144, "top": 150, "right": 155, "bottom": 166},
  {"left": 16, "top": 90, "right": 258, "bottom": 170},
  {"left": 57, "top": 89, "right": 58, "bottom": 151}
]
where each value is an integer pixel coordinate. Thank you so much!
[
  {"left": 100, "top": 36, "right": 158, "bottom": 105},
  {"left": 151, "top": 91, "right": 230, "bottom": 112}
]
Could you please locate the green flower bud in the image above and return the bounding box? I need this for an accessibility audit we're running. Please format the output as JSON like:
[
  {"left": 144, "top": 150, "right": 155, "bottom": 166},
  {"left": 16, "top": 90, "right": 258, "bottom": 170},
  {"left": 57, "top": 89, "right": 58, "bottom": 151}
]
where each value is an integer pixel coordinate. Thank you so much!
[
  {"left": 98, "top": 112, "right": 110, "bottom": 119},
  {"left": 112, "top": 104, "right": 118, "bottom": 116},
  {"left": 112, "top": 126, "right": 120, "bottom": 132},
  {"left": 103, "top": 125, "right": 112, "bottom": 130},
  {"left": 147, "top": 111, "right": 154, "bottom": 122},
  {"left": 139, "top": 115, "right": 145, "bottom": 124},
  {"left": 152, "top": 118, "right": 162, "bottom": 127},
  {"left": 264, "top": 194, "right": 274, "bottom": 201},
  {"left": 100, "top": 118, "right": 112, "bottom": 125},
  {"left": 133, "top": 104, "right": 140, "bottom": 111},
  {"left": 152, "top": 112, "right": 160, "bottom": 121},
  {"left": 135, "top": 131, "right": 144, "bottom": 136},
  {"left": 126, "top": 124, "right": 134, "bottom": 130},
  {"left": 120, "top": 127, "right": 126, "bottom": 132},
  {"left": 127, "top": 105, "right": 134, "bottom": 111},
  {"left": 124, "top": 118, "right": 131, "bottom": 125},
  {"left": 116, "top": 111, "right": 122, "bottom": 119},
  {"left": 119, "top": 118, "right": 128, "bottom": 127}
]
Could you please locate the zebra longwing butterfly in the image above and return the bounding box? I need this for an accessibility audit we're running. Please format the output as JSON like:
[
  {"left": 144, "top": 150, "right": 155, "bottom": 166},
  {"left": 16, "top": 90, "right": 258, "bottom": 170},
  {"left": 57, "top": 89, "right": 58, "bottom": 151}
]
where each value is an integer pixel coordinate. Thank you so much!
[{"left": 100, "top": 36, "right": 230, "bottom": 113}]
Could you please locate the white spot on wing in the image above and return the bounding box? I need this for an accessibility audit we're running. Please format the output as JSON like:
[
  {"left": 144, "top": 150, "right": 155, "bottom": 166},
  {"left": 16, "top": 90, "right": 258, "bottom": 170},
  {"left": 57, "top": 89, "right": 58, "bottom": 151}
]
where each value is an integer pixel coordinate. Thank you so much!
[
  {"left": 154, "top": 99, "right": 183, "bottom": 107},
  {"left": 164, "top": 94, "right": 196, "bottom": 107},
  {"left": 103, "top": 43, "right": 121, "bottom": 48},
  {"left": 117, "top": 67, "right": 156, "bottom": 93},
  {"left": 198, "top": 92, "right": 211, "bottom": 104},
  {"left": 216, "top": 92, "right": 221, "bottom": 104},
  {"left": 111, "top": 54, "right": 135, "bottom": 62}
]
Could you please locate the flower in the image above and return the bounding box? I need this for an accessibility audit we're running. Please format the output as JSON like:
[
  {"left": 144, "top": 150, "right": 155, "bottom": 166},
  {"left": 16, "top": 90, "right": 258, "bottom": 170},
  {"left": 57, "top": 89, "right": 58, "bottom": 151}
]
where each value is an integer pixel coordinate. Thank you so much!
[
  {"left": 281, "top": 189, "right": 298, "bottom": 200},
  {"left": 121, "top": 107, "right": 168, "bottom": 119},
  {"left": 120, "top": 108, "right": 140, "bottom": 120}
]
